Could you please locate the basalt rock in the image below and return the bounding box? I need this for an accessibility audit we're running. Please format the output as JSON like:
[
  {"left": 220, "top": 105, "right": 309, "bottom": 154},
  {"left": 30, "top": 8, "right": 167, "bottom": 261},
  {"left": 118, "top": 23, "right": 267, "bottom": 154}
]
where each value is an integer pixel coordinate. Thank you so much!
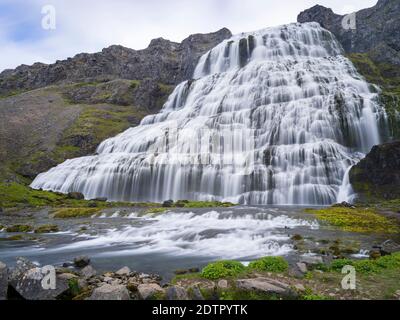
[
  {"left": 350, "top": 141, "right": 400, "bottom": 201},
  {"left": 298, "top": 0, "right": 400, "bottom": 66}
]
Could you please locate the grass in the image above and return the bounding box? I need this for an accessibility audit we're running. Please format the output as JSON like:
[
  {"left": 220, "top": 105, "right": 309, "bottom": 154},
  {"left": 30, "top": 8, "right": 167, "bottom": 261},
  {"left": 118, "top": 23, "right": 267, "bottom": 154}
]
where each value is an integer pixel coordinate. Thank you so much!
[
  {"left": 201, "top": 261, "right": 246, "bottom": 280},
  {"left": 53, "top": 207, "right": 101, "bottom": 219},
  {"left": 248, "top": 256, "right": 289, "bottom": 273},
  {"left": 305, "top": 206, "right": 399, "bottom": 233}
]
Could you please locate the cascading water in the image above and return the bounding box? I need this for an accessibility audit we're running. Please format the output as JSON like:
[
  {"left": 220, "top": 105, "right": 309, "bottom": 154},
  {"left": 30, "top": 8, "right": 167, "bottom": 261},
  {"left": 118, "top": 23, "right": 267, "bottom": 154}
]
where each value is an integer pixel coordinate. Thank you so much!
[{"left": 31, "top": 22, "right": 386, "bottom": 205}]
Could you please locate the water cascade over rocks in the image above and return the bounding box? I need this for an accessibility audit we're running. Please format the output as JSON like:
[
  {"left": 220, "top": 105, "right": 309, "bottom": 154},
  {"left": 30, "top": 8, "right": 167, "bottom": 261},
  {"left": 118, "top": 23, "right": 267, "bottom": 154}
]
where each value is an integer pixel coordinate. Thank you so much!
[{"left": 31, "top": 23, "right": 387, "bottom": 205}]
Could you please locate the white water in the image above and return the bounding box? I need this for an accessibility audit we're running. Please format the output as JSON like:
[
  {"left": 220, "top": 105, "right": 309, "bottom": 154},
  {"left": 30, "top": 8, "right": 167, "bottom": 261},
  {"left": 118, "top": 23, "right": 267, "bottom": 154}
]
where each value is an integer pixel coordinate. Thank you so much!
[
  {"left": 52, "top": 210, "right": 319, "bottom": 260},
  {"left": 31, "top": 22, "right": 386, "bottom": 205}
]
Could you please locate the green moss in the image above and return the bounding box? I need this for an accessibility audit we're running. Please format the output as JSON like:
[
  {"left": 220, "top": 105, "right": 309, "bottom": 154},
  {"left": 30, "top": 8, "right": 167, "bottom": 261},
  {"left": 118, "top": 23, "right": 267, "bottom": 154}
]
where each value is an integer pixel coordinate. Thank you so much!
[
  {"left": 175, "top": 200, "right": 236, "bottom": 208},
  {"left": 53, "top": 207, "right": 101, "bottom": 219},
  {"left": 68, "top": 278, "right": 81, "bottom": 297},
  {"left": 305, "top": 207, "right": 399, "bottom": 233},
  {"left": 7, "top": 235, "right": 25, "bottom": 241},
  {"left": 34, "top": 224, "right": 59, "bottom": 233},
  {"left": 5, "top": 224, "right": 33, "bottom": 233},
  {"left": 201, "top": 261, "right": 246, "bottom": 280},
  {"left": 145, "top": 207, "right": 168, "bottom": 215},
  {"left": 248, "top": 256, "right": 289, "bottom": 273}
]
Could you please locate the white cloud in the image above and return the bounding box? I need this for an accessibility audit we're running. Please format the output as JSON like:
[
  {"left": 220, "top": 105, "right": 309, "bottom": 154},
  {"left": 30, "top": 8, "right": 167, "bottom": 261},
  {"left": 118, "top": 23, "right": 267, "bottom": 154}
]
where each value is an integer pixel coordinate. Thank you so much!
[{"left": 0, "top": 0, "right": 378, "bottom": 72}]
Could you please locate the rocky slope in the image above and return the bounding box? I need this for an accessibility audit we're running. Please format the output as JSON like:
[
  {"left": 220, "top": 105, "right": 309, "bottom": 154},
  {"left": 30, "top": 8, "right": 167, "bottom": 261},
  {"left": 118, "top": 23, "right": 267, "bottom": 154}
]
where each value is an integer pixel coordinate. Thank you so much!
[{"left": 0, "top": 28, "right": 232, "bottom": 182}]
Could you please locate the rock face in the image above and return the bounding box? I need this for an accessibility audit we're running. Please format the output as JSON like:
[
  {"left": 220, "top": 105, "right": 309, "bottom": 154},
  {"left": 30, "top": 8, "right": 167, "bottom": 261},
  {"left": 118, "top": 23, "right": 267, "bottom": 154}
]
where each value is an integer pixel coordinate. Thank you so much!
[
  {"left": 0, "top": 262, "right": 8, "bottom": 300},
  {"left": 236, "top": 278, "right": 296, "bottom": 297},
  {"left": 350, "top": 141, "right": 400, "bottom": 201},
  {"left": 0, "top": 28, "right": 231, "bottom": 96},
  {"left": 298, "top": 0, "right": 400, "bottom": 66}
]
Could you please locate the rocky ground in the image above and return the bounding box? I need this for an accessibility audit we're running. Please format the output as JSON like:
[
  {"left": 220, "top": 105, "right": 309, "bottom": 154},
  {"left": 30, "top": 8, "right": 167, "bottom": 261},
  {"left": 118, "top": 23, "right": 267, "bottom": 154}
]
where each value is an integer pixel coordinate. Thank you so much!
[{"left": 1, "top": 246, "right": 400, "bottom": 301}]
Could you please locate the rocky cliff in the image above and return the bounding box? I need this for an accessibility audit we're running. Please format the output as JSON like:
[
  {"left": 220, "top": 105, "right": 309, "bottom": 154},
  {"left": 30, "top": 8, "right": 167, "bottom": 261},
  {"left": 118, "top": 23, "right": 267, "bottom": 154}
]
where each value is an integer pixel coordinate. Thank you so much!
[
  {"left": 0, "top": 28, "right": 232, "bottom": 182},
  {"left": 350, "top": 141, "right": 400, "bottom": 201}
]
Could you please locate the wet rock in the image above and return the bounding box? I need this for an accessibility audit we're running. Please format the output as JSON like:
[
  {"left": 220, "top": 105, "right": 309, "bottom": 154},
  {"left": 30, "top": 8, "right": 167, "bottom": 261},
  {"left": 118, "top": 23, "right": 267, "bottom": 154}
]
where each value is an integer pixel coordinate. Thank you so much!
[
  {"left": 0, "top": 261, "right": 8, "bottom": 300},
  {"left": 369, "top": 250, "right": 381, "bottom": 260},
  {"left": 67, "top": 192, "right": 85, "bottom": 200},
  {"left": 89, "top": 284, "right": 131, "bottom": 300},
  {"left": 58, "top": 273, "right": 78, "bottom": 281},
  {"left": 115, "top": 266, "right": 131, "bottom": 276},
  {"left": 9, "top": 258, "right": 69, "bottom": 300},
  {"left": 93, "top": 197, "right": 107, "bottom": 202},
  {"left": 236, "top": 278, "right": 296, "bottom": 297},
  {"left": 374, "top": 240, "right": 400, "bottom": 256},
  {"left": 0, "top": 208, "right": 3, "bottom": 213},
  {"left": 333, "top": 202, "right": 355, "bottom": 208},
  {"left": 81, "top": 265, "right": 97, "bottom": 279},
  {"left": 162, "top": 200, "right": 174, "bottom": 208},
  {"left": 137, "top": 283, "right": 164, "bottom": 300},
  {"left": 174, "top": 269, "right": 188, "bottom": 275},
  {"left": 73, "top": 256, "right": 90, "bottom": 268},
  {"left": 166, "top": 286, "right": 189, "bottom": 300}
]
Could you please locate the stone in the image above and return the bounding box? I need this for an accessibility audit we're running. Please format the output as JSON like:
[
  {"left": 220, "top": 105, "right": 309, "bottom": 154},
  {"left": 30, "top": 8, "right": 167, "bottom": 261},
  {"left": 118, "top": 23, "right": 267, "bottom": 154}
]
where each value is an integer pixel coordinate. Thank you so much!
[
  {"left": 0, "top": 261, "right": 8, "bottom": 300},
  {"left": 81, "top": 265, "right": 97, "bottom": 279},
  {"left": 89, "top": 284, "right": 131, "bottom": 300},
  {"left": 68, "top": 192, "right": 85, "bottom": 200},
  {"left": 188, "top": 285, "right": 205, "bottom": 300},
  {"left": 115, "top": 266, "right": 131, "bottom": 276},
  {"left": 137, "top": 283, "right": 164, "bottom": 300},
  {"left": 296, "top": 262, "right": 308, "bottom": 274},
  {"left": 300, "top": 255, "right": 324, "bottom": 266},
  {"left": 73, "top": 256, "right": 90, "bottom": 268},
  {"left": 166, "top": 286, "right": 189, "bottom": 300},
  {"left": 236, "top": 278, "right": 296, "bottom": 297},
  {"left": 294, "top": 284, "right": 306, "bottom": 292},
  {"left": 369, "top": 250, "right": 381, "bottom": 260},
  {"left": 58, "top": 273, "right": 78, "bottom": 281},
  {"left": 8, "top": 258, "right": 69, "bottom": 300},
  {"left": 217, "top": 279, "right": 229, "bottom": 289},
  {"left": 162, "top": 200, "right": 174, "bottom": 208},
  {"left": 394, "top": 290, "right": 400, "bottom": 300},
  {"left": 103, "top": 276, "right": 113, "bottom": 283}
]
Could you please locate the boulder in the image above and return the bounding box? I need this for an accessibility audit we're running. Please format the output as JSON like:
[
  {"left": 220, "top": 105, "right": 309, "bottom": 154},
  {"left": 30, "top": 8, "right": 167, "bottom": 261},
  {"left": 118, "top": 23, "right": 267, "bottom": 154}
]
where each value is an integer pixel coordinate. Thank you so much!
[
  {"left": 188, "top": 285, "right": 205, "bottom": 300},
  {"left": 8, "top": 258, "right": 69, "bottom": 300},
  {"left": 162, "top": 200, "right": 174, "bottom": 208},
  {"left": 166, "top": 286, "right": 189, "bottom": 300},
  {"left": 137, "top": 283, "right": 164, "bottom": 300},
  {"left": 236, "top": 278, "right": 296, "bottom": 297},
  {"left": 373, "top": 240, "right": 400, "bottom": 256},
  {"left": 300, "top": 255, "right": 324, "bottom": 266},
  {"left": 67, "top": 192, "right": 85, "bottom": 200},
  {"left": 89, "top": 284, "right": 131, "bottom": 300},
  {"left": 296, "top": 262, "right": 308, "bottom": 274},
  {"left": 73, "top": 256, "right": 90, "bottom": 268},
  {"left": 115, "top": 266, "right": 131, "bottom": 276},
  {"left": 81, "top": 265, "right": 97, "bottom": 279},
  {"left": 217, "top": 279, "right": 229, "bottom": 289},
  {"left": 0, "top": 261, "right": 8, "bottom": 300}
]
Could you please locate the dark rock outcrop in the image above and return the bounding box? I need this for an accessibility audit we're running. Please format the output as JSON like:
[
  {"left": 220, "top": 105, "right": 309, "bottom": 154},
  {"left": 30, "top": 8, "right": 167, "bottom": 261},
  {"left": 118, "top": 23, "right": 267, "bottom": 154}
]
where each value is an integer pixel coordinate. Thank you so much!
[
  {"left": 350, "top": 141, "right": 400, "bottom": 201},
  {"left": 0, "top": 28, "right": 232, "bottom": 97},
  {"left": 298, "top": 0, "right": 400, "bottom": 66}
]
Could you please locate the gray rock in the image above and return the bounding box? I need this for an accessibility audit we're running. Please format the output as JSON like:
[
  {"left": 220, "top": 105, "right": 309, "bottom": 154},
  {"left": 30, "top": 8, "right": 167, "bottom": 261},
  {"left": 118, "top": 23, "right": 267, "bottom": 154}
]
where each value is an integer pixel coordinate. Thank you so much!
[
  {"left": 115, "top": 266, "right": 131, "bottom": 276},
  {"left": 89, "top": 284, "right": 131, "bottom": 300},
  {"left": 58, "top": 273, "right": 78, "bottom": 281},
  {"left": 8, "top": 258, "right": 69, "bottom": 300},
  {"left": 296, "top": 262, "right": 308, "bottom": 274},
  {"left": 166, "top": 286, "right": 189, "bottom": 300},
  {"left": 300, "top": 255, "right": 324, "bottom": 266},
  {"left": 81, "top": 265, "right": 97, "bottom": 279},
  {"left": 188, "top": 285, "right": 205, "bottom": 300},
  {"left": 68, "top": 192, "right": 85, "bottom": 200},
  {"left": 73, "top": 256, "right": 90, "bottom": 268},
  {"left": 236, "top": 278, "right": 296, "bottom": 297},
  {"left": 217, "top": 279, "right": 229, "bottom": 289},
  {"left": 0, "top": 261, "right": 8, "bottom": 300},
  {"left": 137, "top": 283, "right": 164, "bottom": 300}
]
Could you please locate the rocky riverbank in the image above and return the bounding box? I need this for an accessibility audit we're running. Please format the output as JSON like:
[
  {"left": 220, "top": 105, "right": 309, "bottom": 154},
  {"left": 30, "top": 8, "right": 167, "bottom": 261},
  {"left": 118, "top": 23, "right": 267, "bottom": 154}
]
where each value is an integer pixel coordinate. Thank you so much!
[{"left": 1, "top": 248, "right": 400, "bottom": 301}]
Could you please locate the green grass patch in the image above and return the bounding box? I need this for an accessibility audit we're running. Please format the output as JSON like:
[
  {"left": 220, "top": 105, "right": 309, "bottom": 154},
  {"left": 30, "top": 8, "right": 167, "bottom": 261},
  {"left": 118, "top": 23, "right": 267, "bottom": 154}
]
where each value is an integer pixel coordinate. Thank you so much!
[
  {"left": 248, "top": 256, "right": 289, "bottom": 273},
  {"left": 53, "top": 207, "right": 101, "bottom": 219},
  {"left": 201, "top": 261, "right": 246, "bottom": 280},
  {"left": 305, "top": 207, "right": 399, "bottom": 233}
]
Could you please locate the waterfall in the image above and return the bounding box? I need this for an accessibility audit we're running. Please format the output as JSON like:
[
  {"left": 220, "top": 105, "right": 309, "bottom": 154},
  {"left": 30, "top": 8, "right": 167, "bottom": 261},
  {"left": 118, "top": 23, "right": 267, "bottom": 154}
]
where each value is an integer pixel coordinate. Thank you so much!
[{"left": 31, "top": 22, "right": 386, "bottom": 205}]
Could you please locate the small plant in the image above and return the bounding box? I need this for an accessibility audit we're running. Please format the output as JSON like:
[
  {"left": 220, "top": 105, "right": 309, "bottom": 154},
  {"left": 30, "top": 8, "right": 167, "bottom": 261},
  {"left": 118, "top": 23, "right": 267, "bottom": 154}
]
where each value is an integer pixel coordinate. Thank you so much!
[
  {"left": 330, "top": 259, "right": 354, "bottom": 271},
  {"left": 248, "top": 256, "right": 289, "bottom": 273},
  {"left": 201, "top": 260, "right": 245, "bottom": 280}
]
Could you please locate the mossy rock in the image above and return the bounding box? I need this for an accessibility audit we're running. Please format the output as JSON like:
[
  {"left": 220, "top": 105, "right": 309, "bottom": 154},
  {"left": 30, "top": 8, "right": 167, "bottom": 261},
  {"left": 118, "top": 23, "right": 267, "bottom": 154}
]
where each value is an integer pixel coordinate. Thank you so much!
[
  {"left": 53, "top": 208, "right": 101, "bottom": 219},
  {"left": 5, "top": 224, "right": 33, "bottom": 233},
  {"left": 34, "top": 224, "right": 59, "bottom": 233}
]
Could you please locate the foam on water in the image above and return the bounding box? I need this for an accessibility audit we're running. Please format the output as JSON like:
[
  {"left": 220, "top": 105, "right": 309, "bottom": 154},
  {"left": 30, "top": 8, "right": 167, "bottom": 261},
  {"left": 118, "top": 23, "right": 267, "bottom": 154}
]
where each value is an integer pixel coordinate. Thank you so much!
[
  {"left": 54, "top": 210, "right": 319, "bottom": 260},
  {"left": 31, "top": 22, "right": 387, "bottom": 205}
]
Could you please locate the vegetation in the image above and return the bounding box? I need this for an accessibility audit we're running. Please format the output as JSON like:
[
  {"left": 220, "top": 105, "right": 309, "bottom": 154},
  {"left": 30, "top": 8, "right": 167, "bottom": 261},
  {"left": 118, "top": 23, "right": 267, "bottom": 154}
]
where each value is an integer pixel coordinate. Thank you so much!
[
  {"left": 248, "top": 256, "right": 289, "bottom": 273},
  {"left": 5, "top": 224, "right": 33, "bottom": 233},
  {"left": 53, "top": 208, "right": 101, "bottom": 219},
  {"left": 201, "top": 261, "right": 246, "bottom": 280},
  {"left": 34, "top": 224, "right": 59, "bottom": 233},
  {"left": 305, "top": 206, "right": 399, "bottom": 233}
]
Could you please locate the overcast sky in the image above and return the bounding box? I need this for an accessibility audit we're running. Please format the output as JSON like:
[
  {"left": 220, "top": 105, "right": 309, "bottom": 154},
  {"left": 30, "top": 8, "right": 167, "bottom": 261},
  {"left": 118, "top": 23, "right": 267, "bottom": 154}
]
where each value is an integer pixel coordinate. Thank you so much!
[{"left": 0, "top": 0, "right": 377, "bottom": 72}]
